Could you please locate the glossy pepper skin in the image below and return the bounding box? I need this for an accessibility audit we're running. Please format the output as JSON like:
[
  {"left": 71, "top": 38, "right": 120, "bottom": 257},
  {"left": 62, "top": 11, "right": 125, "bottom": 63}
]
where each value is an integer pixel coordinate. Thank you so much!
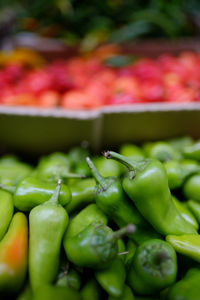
[
  {"left": 183, "top": 174, "right": 200, "bottom": 202},
  {"left": 0, "top": 212, "right": 28, "bottom": 293},
  {"left": 13, "top": 176, "right": 71, "bottom": 211},
  {"left": 95, "top": 257, "right": 126, "bottom": 297},
  {"left": 167, "top": 268, "right": 200, "bottom": 300},
  {"left": 187, "top": 199, "right": 200, "bottom": 223},
  {"left": 104, "top": 151, "right": 197, "bottom": 236},
  {"left": 29, "top": 180, "right": 69, "bottom": 292},
  {"left": 66, "top": 178, "right": 95, "bottom": 213},
  {"left": 86, "top": 157, "right": 160, "bottom": 245},
  {"left": 0, "top": 190, "right": 14, "bottom": 241},
  {"left": 166, "top": 234, "right": 200, "bottom": 262},
  {"left": 128, "top": 239, "right": 177, "bottom": 295},
  {"left": 33, "top": 285, "right": 82, "bottom": 300},
  {"left": 119, "top": 143, "right": 146, "bottom": 161},
  {"left": 64, "top": 221, "right": 135, "bottom": 269},
  {"left": 56, "top": 263, "right": 81, "bottom": 291}
]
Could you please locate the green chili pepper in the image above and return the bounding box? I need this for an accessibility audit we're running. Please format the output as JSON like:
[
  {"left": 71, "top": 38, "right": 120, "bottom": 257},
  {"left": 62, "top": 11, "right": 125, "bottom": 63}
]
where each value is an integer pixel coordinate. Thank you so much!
[
  {"left": 183, "top": 174, "right": 200, "bottom": 202},
  {"left": 127, "top": 239, "right": 177, "bottom": 295},
  {"left": 68, "top": 145, "right": 91, "bottom": 177},
  {"left": 66, "top": 178, "right": 95, "bottom": 213},
  {"left": 81, "top": 279, "right": 102, "bottom": 300},
  {"left": 29, "top": 179, "right": 69, "bottom": 291},
  {"left": 95, "top": 257, "right": 126, "bottom": 297},
  {"left": 86, "top": 157, "right": 161, "bottom": 244},
  {"left": 104, "top": 151, "right": 196, "bottom": 235},
  {"left": 56, "top": 263, "right": 81, "bottom": 291},
  {"left": 64, "top": 221, "right": 135, "bottom": 269},
  {"left": 167, "top": 268, "right": 200, "bottom": 300},
  {"left": 183, "top": 141, "right": 200, "bottom": 160},
  {"left": 64, "top": 204, "right": 108, "bottom": 239},
  {"left": 187, "top": 200, "right": 200, "bottom": 223},
  {"left": 108, "top": 284, "right": 135, "bottom": 300},
  {"left": 120, "top": 143, "right": 145, "bottom": 162},
  {"left": 166, "top": 234, "right": 200, "bottom": 262},
  {"left": 37, "top": 152, "right": 83, "bottom": 182},
  {"left": 0, "top": 212, "right": 28, "bottom": 294},
  {"left": 33, "top": 285, "right": 82, "bottom": 300},
  {"left": 16, "top": 284, "right": 32, "bottom": 300},
  {"left": 0, "top": 190, "right": 14, "bottom": 241},
  {"left": 118, "top": 239, "right": 126, "bottom": 262},
  {"left": 93, "top": 156, "right": 122, "bottom": 177},
  {"left": 172, "top": 196, "right": 198, "bottom": 229},
  {"left": 143, "top": 142, "right": 181, "bottom": 162},
  {"left": 9, "top": 176, "right": 71, "bottom": 211},
  {"left": 168, "top": 136, "right": 193, "bottom": 152}
]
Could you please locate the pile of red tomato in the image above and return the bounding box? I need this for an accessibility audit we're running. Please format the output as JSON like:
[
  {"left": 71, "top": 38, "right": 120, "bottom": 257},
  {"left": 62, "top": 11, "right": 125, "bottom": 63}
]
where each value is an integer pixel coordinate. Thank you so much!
[{"left": 0, "top": 48, "right": 200, "bottom": 109}]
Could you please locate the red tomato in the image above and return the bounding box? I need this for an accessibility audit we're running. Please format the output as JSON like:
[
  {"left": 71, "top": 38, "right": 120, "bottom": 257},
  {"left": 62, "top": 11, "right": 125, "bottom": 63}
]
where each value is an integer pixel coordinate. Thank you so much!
[
  {"left": 61, "top": 90, "right": 101, "bottom": 109},
  {"left": 37, "top": 90, "right": 60, "bottom": 108}
]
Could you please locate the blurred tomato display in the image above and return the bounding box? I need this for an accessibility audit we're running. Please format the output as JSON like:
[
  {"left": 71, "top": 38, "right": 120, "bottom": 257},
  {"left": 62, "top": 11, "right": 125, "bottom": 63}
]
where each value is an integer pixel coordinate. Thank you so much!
[{"left": 0, "top": 48, "right": 200, "bottom": 109}]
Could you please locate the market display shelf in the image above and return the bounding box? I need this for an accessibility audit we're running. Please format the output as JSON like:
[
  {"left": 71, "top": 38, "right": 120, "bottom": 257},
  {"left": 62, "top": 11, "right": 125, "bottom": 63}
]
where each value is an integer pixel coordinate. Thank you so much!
[{"left": 0, "top": 103, "right": 200, "bottom": 156}]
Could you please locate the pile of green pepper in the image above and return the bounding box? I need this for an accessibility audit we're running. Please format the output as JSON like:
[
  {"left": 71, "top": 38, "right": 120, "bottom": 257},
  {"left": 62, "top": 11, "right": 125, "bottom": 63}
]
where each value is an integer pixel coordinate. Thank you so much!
[{"left": 1, "top": 137, "right": 200, "bottom": 299}]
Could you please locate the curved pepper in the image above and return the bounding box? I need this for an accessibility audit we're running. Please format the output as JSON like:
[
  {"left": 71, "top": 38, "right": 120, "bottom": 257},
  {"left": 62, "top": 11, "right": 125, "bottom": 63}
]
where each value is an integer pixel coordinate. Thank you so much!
[
  {"left": 104, "top": 151, "right": 196, "bottom": 235},
  {"left": 29, "top": 180, "right": 69, "bottom": 291},
  {"left": 0, "top": 212, "right": 28, "bottom": 293},
  {"left": 167, "top": 268, "right": 200, "bottom": 300},
  {"left": 56, "top": 265, "right": 81, "bottom": 291},
  {"left": 33, "top": 285, "right": 82, "bottom": 300},
  {"left": 12, "top": 176, "right": 71, "bottom": 211},
  {"left": 168, "top": 136, "right": 193, "bottom": 152},
  {"left": 166, "top": 234, "right": 200, "bottom": 262},
  {"left": 120, "top": 143, "right": 146, "bottom": 161},
  {"left": 0, "top": 190, "right": 14, "bottom": 241},
  {"left": 95, "top": 257, "right": 126, "bottom": 297},
  {"left": 86, "top": 157, "right": 160, "bottom": 244},
  {"left": 66, "top": 178, "right": 95, "bottom": 213},
  {"left": 64, "top": 221, "right": 135, "bottom": 269},
  {"left": 128, "top": 239, "right": 177, "bottom": 295},
  {"left": 68, "top": 146, "right": 91, "bottom": 177},
  {"left": 183, "top": 174, "right": 200, "bottom": 202},
  {"left": 93, "top": 156, "right": 122, "bottom": 177}
]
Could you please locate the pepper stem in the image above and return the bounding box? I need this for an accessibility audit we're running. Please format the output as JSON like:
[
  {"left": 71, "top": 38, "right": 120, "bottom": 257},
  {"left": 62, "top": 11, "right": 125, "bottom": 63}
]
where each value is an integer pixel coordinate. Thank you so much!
[
  {"left": 0, "top": 184, "right": 15, "bottom": 194},
  {"left": 86, "top": 157, "right": 104, "bottom": 184},
  {"left": 110, "top": 224, "right": 136, "bottom": 241},
  {"left": 104, "top": 151, "right": 137, "bottom": 171},
  {"left": 44, "top": 179, "right": 61, "bottom": 205}
]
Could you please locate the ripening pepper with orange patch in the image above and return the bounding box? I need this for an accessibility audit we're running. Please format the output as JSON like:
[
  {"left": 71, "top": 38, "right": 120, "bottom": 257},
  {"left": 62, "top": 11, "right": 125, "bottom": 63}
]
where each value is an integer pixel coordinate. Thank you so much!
[{"left": 0, "top": 212, "right": 28, "bottom": 294}]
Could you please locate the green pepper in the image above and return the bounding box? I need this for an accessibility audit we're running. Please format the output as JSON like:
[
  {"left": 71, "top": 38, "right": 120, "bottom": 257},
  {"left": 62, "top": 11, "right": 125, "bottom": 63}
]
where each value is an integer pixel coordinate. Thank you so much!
[
  {"left": 187, "top": 199, "right": 200, "bottom": 223},
  {"left": 0, "top": 212, "right": 28, "bottom": 293},
  {"left": 33, "top": 285, "right": 82, "bottom": 300},
  {"left": 66, "top": 178, "right": 95, "bottom": 213},
  {"left": 56, "top": 263, "right": 81, "bottom": 291},
  {"left": 37, "top": 152, "right": 83, "bottom": 182},
  {"left": 183, "top": 174, "right": 200, "bottom": 202},
  {"left": 119, "top": 144, "right": 146, "bottom": 161},
  {"left": 127, "top": 239, "right": 177, "bottom": 295},
  {"left": 64, "top": 221, "right": 135, "bottom": 269},
  {"left": 172, "top": 196, "right": 198, "bottom": 229},
  {"left": 124, "top": 239, "right": 137, "bottom": 269},
  {"left": 104, "top": 151, "right": 196, "bottom": 235},
  {"left": 11, "top": 176, "right": 71, "bottom": 211},
  {"left": 29, "top": 180, "right": 69, "bottom": 291},
  {"left": 167, "top": 136, "right": 193, "bottom": 152},
  {"left": 108, "top": 284, "right": 135, "bottom": 300},
  {"left": 93, "top": 156, "right": 122, "bottom": 177},
  {"left": 166, "top": 234, "right": 200, "bottom": 262},
  {"left": 64, "top": 203, "right": 108, "bottom": 239},
  {"left": 183, "top": 140, "right": 200, "bottom": 160},
  {"left": 0, "top": 190, "right": 14, "bottom": 241},
  {"left": 86, "top": 157, "right": 161, "bottom": 244},
  {"left": 68, "top": 145, "right": 91, "bottom": 177},
  {"left": 95, "top": 257, "right": 126, "bottom": 297},
  {"left": 143, "top": 141, "right": 181, "bottom": 162},
  {"left": 81, "top": 279, "right": 102, "bottom": 300},
  {"left": 167, "top": 268, "right": 200, "bottom": 300},
  {"left": 117, "top": 239, "right": 126, "bottom": 262}
]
